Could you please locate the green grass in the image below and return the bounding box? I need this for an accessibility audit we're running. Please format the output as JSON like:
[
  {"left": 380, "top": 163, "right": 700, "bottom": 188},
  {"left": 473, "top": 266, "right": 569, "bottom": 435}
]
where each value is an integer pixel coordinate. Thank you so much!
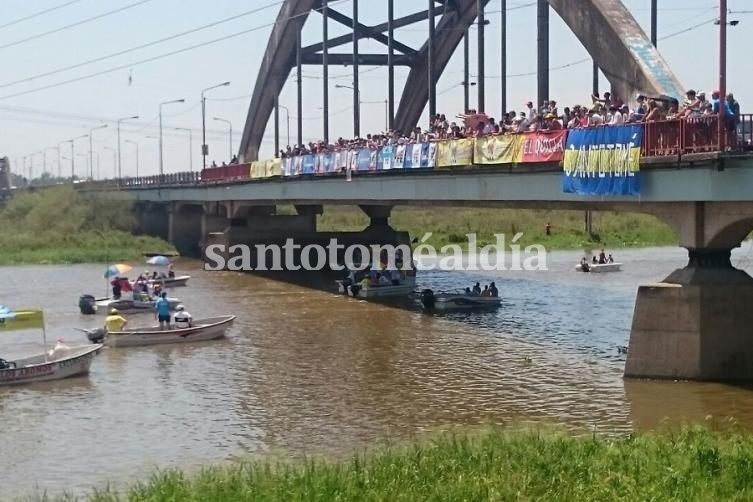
[
  {"left": 317, "top": 206, "right": 678, "bottom": 251},
  {"left": 38, "top": 425, "right": 753, "bottom": 501},
  {"left": 0, "top": 186, "right": 174, "bottom": 265}
]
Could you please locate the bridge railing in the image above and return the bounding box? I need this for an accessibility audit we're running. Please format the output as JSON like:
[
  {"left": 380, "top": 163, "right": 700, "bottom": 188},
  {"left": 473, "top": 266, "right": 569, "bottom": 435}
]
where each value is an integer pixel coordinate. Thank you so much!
[
  {"left": 79, "top": 116, "right": 751, "bottom": 190},
  {"left": 642, "top": 119, "right": 682, "bottom": 157}
]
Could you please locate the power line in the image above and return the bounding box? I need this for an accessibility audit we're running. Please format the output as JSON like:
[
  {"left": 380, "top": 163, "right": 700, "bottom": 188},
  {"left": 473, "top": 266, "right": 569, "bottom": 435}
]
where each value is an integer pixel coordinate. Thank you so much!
[
  {"left": 0, "top": 0, "right": 348, "bottom": 100},
  {"left": 0, "top": 0, "right": 286, "bottom": 89},
  {"left": 0, "top": 0, "right": 83, "bottom": 31},
  {"left": 0, "top": 0, "right": 154, "bottom": 52}
]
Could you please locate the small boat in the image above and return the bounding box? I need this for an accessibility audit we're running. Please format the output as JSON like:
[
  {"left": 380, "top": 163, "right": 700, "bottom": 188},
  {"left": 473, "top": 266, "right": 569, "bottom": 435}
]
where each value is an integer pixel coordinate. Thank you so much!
[
  {"left": 0, "top": 306, "right": 102, "bottom": 385},
  {"left": 0, "top": 344, "right": 102, "bottom": 385},
  {"left": 142, "top": 275, "right": 191, "bottom": 288},
  {"left": 82, "top": 295, "right": 183, "bottom": 315},
  {"left": 575, "top": 262, "right": 623, "bottom": 273},
  {"left": 87, "top": 315, "right": 235, "bottom": 348},
  {"left": 420, "top": 289, "right": 502, "bottom": 311},
  {"left": 337, "top": 276, "right": 416, "bottom": 298},
  {"left": 143, "top": 252, "right": 179, "bottom": 258}
]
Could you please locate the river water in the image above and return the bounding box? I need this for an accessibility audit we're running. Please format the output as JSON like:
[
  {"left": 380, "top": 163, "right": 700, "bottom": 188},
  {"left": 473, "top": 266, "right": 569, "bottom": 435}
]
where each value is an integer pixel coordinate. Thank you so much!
[{"left": 3, "top": 245, "right": 753, "bottom": 498}]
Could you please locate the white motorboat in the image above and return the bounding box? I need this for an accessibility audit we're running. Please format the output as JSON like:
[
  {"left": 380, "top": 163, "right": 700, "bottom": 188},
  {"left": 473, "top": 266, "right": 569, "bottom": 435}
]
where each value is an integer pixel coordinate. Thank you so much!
[
  {"left": 0, "top": 344, "right": 102, "bottom": 385},
  {"left": 88, "top": 315, "right": 235, "bottom": 348},
  {"left": 575, "top": 262, "right": 623, "bottom": 273},
  {"left": 337, "top": 276, "right": 416, "bottom": 298},
  {"left": 135, "top": 275, "right": 191, "bottom": 288},
  {"left": 88, "top": 296, "right": 182, "bottom": 315},
  {"left": 420, "top": 289, "right": 502, "bottom": 311}
]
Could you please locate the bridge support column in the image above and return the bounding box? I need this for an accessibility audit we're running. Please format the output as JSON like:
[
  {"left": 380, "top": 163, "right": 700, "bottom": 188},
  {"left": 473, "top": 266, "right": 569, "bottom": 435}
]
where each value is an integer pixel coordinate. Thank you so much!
[
  {"left": 626, "top": 203, "right": 753, "bottom": 381},
  {"left": 168, "top": 203, "right": 204, "bottom": 257},
  {"left": 134, "top": 203, "right": 169, "bottom": 241}
]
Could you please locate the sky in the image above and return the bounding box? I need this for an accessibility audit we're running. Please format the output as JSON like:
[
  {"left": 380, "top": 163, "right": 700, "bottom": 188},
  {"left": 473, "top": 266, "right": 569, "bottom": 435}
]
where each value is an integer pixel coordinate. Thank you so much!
[{"left": 1, "top": 0, "right": 750, "bottom": 179}]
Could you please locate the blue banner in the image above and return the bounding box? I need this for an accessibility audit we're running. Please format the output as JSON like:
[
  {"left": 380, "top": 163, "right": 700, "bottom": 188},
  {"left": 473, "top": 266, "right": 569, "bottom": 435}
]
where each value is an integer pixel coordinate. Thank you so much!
[
  {"left": 381, "top": 146, "right": 395, "bottom": 170},
  {"left": 563, "top": 124, "right": 642, "bottom": 196},
  {"left": 301, "top": 155, "right": 316, "bottom": 175},
  {"left": 357, "top": 149, "right": 371, "bottom": 171}
]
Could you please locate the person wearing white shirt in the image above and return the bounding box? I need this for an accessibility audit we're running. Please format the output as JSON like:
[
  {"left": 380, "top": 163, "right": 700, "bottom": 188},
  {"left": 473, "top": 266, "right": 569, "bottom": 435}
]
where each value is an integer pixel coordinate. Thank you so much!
[
  {"left": 173, "top": 305, "right": 192, "bottom": 329},
  {"left": 609, "top": 108, "right": 624, "bottom": 125}
]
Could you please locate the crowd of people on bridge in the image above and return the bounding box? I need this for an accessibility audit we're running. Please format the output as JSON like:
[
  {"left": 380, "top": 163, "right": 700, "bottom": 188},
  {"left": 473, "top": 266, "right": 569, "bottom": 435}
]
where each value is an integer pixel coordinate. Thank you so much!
[{"left": 265, "top": 88, "right": 741, "bottom": 160}]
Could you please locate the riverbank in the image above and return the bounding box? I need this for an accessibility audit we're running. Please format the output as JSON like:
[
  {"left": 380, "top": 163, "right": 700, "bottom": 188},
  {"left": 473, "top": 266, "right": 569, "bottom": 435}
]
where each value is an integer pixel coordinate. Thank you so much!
[
  {"left": 317, "top": 207, "right": 677, "bottom": 250},
  {"left": 0, "top": 186, "right": 174, "bottom": 265},
  {"left": 47, "top": 425, "right": 753, "bottom": 501}
]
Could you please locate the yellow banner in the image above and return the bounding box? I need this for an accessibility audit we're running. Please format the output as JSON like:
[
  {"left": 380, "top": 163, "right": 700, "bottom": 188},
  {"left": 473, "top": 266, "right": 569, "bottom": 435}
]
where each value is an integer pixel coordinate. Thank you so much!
[
  {"left": 436, "top": 139, "right": 474, "bottom": 168},
  {"left": 250, "top": 161, "right": 266, "bottom": 179},
  {"left": 474, "top": 135, "right": 524, "bottom": 165},
  {"left": 0, "top": 309, "right": 45, "bottom": 332},
  {"left": 265, "top": 158, "right": 282, "bottom": 177}
]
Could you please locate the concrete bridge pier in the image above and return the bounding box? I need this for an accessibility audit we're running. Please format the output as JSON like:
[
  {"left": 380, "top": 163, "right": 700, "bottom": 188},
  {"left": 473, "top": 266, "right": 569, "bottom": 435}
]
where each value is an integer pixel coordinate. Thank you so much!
[
  {"left": 626, "top": 202, "right": 753, "bottom": 381},
  {"left": 133, "top": 202, "right": 169, "bottom": 241},
  {"left": 168, "top": 203, "right": 205, "bottom": 257}
]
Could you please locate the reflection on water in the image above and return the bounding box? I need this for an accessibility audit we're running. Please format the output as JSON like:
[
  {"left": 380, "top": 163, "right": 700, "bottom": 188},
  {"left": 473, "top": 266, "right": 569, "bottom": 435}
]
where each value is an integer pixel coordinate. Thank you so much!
[{"left": 2, "top": 245, "right": 753, "bottom": 498}]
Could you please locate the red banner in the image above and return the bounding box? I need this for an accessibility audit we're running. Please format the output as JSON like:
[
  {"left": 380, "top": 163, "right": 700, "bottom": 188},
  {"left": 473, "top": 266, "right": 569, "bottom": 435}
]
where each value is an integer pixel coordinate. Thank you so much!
[{"left": 520, "top": 130, "right": 567, "bottom": 163}]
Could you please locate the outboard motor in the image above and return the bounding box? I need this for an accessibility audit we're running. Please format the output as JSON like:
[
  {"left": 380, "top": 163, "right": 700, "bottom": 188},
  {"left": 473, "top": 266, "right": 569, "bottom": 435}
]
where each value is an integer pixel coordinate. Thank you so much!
[
  {"left": 79, "top": 294, "right": 97, "bottom": 315},
  {"left": 86, "top": 328, "right": 106, "bottom": 344},
  {"left": 420, "top": 289, "right": 436, "bottom": 309}
]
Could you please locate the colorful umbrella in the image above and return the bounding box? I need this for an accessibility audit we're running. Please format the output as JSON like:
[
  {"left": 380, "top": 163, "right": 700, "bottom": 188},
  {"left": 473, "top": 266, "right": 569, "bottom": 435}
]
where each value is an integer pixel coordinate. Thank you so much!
[
  {"left": 146, "top": 255, "right": 171, "bottom": 266},
  {"left": 104, "top": 264, "right": 132, "bottom": 278}
]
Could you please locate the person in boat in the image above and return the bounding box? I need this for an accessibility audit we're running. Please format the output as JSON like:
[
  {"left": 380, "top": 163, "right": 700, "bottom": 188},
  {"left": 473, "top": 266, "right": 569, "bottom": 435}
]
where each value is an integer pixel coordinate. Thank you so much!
[
  {"left": 152, "top": 282, "right": 163, "bottom": 298},
  {"left": 599, "top": 249, "right": 607, "bottom": 264},
  {"left": 390, "top": 269, "right": 401, "bottom": 286},
  {"left": 105, "top": 308, "right": 128, "bottom": 333},
  {"left": 378, "top": 273, "right": 391, "bottom": 286},
  {"left": 481, "top": 285, "right": 491, "bottom": 297},
  {"left": 111, "top": 277, "right": 122, "bottom": 300},
  {"left": 608, "top": 254, "right": 614, "bottom": 263},
  {"left": 490, "top": 282, "right": 499, "bottom": 297},
  {"left": 464, "top": 287, "right": 472, "bottom": 295},
  {"left": 360, "top": 275, "right": 372, "bottom": 289},
  {"left": 472, "top": 282, "right": 482, "bottom": 295},
  {"left": 155, "top": 292, "right": 172, "bottom": 329},
  {"left": 167, "top": 263, "right": 175, "bottom": 278},
  {"left": 151, "top": 271, "right": 159, "bottom": 280},
  {"left": 173, "top": 305, "right": 192, "bottom": 329},
  {"left": 592, "top": 256, "right": 598, "bottom": 264},
  {"left": 580, "top": 257, "right": 591, "bottom": 272}
]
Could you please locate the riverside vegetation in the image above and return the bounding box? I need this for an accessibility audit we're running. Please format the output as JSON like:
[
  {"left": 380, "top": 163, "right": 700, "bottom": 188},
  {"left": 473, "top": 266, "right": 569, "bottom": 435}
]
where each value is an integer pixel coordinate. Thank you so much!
[
  {"left": 317, "top": 206, "right": 677, "bottom": 250},
  {"left": 0, "top": 186, "right": 174, "bottom": 265},
  {"left": 40, "top": 425, "right": 753, "bottom": 501}
]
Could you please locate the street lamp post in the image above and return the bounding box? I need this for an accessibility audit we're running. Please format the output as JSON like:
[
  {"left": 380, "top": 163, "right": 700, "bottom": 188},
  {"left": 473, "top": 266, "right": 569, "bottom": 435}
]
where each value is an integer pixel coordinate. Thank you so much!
[
  {"left": 89, "top": 124, "right": 108, "bottom": 180},
  {"left": 174, "top": 127, "right": 193, "bottom": 172},
  {"left": 103, "top": 147, "right": 116, "bottom": 179},
  {"left": 125, "top": 140, "right": 139, "bottom": 178},
  {"left": 278, "top": 105, "right": 291, "bottom": 149},
  {"left": 146, "top": 136, "right": 160, "bottom": 175},
  {"left": 56, "top": 141, "right": 67, "bottom": 179},
  {"left": 212, "top": 118, "right": 233, "bottom": 160},
  {"left": 201, "top": 81, "right": 230, "bottom": 169},
  {"left": 116, "top": 115, "right": 139, "bottom": 181},
  {"left": 335, "top": 84, "right": 361, "bottom": 137},
  {"left": 159, "top": 99, "right": 185, "bottom": 179},
  {"left": 68, "top": 134, "right": 88, "bottom": 182}
]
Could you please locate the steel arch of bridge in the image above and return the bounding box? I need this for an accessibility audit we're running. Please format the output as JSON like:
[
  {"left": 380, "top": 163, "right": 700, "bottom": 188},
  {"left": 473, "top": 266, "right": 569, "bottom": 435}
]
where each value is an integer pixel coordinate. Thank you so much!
[{"left": 239, "top": 0, "right": 684, "bottom": 162}]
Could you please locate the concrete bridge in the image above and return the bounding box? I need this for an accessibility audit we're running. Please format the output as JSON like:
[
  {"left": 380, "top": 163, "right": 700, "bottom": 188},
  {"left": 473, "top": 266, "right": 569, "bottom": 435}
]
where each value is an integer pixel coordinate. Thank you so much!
[{"left": 90, "top": 150, "right": 753, "bottom": 382}]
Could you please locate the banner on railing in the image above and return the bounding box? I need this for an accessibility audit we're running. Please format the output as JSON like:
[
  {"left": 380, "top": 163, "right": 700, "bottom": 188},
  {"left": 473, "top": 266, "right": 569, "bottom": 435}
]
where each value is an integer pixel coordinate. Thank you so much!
[
  {"left": 562, "top": 124, "right": 641, "bottom": 196},
  {"left": 521, "top": 130, "right": 567, "bottom": 162},
  {"left": 436, "top": 139, "right": 473, "bottom": 167},
  {"left": 474, "top": 135, "right": 524, "bottom": 164}
]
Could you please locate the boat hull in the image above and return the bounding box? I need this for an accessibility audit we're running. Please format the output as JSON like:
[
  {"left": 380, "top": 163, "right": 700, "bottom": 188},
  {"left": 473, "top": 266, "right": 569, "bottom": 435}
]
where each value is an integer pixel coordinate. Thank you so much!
[
  {"left": 337, "top": 278, "right": 416, "bottom": 298},
  {"left": 94, "top": 297, "right": 182, "bottom": 315},
  {"left": 136, "top": 275, "right": 190, "bottom": 288},
  {"left": 106, "top": 316, "right": 235, "bottom": 347},
  {"left": 0, "top": 344, "right": 102, "bottom": 386},
  {"left": 422, "top": 291, "right": 502, "bottom": 311},
  {"left": 575, "top": 262, "right": 623, "bottom": 273}
]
